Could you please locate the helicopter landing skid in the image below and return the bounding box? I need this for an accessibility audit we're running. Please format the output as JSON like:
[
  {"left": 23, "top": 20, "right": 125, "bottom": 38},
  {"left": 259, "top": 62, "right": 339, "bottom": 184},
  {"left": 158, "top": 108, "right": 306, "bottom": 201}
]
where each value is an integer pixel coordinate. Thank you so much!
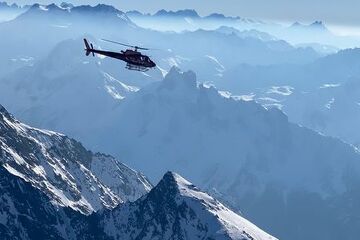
[{"left": 126, "top": 63, "right": 149, "bottom": 72}]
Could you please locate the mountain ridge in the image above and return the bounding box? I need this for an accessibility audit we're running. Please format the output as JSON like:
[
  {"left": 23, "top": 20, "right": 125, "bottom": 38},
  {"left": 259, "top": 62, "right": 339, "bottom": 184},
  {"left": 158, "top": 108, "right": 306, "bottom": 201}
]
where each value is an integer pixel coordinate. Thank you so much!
[
  {"left": 0, "top": 104, "right": 152, "bottom": 215},
  {"left": 0, "top": 116, "right": 278, "bottom": 240},
  {"left": 100, "top": 171, "right": 278, "bottom": 240}
]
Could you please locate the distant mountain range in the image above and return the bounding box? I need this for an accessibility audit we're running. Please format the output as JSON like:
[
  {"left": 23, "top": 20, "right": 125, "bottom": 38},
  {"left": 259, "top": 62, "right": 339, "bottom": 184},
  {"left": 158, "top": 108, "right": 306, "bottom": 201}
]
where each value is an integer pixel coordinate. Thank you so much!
[
  {"left": 19, "top": 3, "right": 133, "bottom": 25},
  {"left": 0, "top": 1, "right": 29, "bottom": 22},
  {"left": 126, "top": 8, "right": 262, "bottom": 32},
  {"left": 290, "top": 20, "right": 329, "bottom": 31},
  {"left": 0, "top": 104, "right": 277, "bottom": 239},
  {"left": 0, "top": 1, "right": 29, "bottom": 11},
  {"left": 219, "top": 47, "right": 360, "bottom": 147},
  {"left": 127, "top": 8, "right": 245, "bottom": 21},
  {"left": 74, "top": 67, "right": 360, "bottom": 240},
  {"left": 288, "top": 20, "right": 331, "bottom": 36}
]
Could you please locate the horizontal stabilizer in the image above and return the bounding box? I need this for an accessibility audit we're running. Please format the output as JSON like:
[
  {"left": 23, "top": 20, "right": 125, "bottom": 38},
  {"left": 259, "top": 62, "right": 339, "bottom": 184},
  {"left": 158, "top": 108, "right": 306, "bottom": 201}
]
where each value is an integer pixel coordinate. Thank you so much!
[{"left": 90, "top": 43, "right": 95, "bottom": 57}]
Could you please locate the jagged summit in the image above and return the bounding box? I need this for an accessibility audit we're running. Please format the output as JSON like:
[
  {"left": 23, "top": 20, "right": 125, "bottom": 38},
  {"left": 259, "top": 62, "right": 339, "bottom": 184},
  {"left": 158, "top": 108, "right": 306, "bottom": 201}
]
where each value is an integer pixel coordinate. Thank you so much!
[
  {"left": 126, "top": 10, "right": 146, "bottom": 16},
  {"left": 291, "top": 21, "right": 303, "bottom": 27},
  {"left": 290, "top": 20, "right": 329, "bottom": 32},
  {"left": 310, "top": 20, "right": 325, "bottom": 27},
  {"left": 0, "top": 1, "right": 18, "bottom": 8},
  {"left": 0, "top": 104, "right": 15, "bottom": 120},
  {"left": 73, "top": 4, "right": 120, "bottom": 14},
  {"left": 162, "top": 67, "right": 197, "bottom": 89},
  {"left": 149, "top": 171, "right": 198, "bottom": 197},
  {"left": 59, "top": 2, "right": 74, "bottom": 9},
  {"left": 155, "top": 9, "right": 200, "bottom": 18},
  {"left": 140, "top": 8, "right": 243, "bottom": 20},
  {"left": 0, "top": 1, "right": 29, "bottom": 10},
  {"left": 205, "top": 12, "right": 240, "bottom": 20},
  {"left": 158, "top": 171, "right": 181, "bottom": 186},
  {"left": 0, "top": 103, "right": 7, "bottom": 113}
]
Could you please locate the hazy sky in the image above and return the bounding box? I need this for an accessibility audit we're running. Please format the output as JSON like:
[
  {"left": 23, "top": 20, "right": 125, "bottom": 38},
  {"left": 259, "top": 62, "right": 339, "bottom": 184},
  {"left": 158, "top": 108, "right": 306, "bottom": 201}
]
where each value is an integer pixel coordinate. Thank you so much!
[{"left": 8, "top": 0, "right": 360, "bottom": 26}]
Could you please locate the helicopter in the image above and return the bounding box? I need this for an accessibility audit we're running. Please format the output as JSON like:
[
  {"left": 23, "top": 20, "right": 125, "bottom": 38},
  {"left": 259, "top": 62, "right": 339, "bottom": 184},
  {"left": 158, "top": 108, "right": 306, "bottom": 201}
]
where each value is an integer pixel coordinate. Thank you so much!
[{"left": 83, "top": 38, "right": 156, "bottom": 72}]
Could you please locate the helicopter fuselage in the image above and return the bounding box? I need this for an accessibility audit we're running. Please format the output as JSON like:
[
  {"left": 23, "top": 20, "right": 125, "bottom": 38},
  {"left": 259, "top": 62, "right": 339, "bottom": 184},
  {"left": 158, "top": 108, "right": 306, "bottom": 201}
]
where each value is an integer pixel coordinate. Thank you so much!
[
  {"left": 83, "top": 39, "right": 156, "bottom": 70},
  {"left": 89, "top": 49, "right": 156, "bottom": 68}
]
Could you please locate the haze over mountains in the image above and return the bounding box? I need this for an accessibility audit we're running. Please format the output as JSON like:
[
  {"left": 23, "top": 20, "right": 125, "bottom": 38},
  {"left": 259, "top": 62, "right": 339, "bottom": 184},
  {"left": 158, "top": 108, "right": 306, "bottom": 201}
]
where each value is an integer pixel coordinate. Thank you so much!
[
  {"left": 0, "top": 1, "right": 28, "bottom": 22},
  {"left": 1, "top": 2, "right": 360, "bottom": 240},
  {"left": 127, "top": 8, "right": 360, "bottom": 49},
  {"left": 83, "top": 68, "right": 360, "bottom": 240},
  {"left": 0, "top": 105, "right": 277, "bottom": 240},
  {"left": 218, "top": 48, "right": 360, "bottom": 147}
]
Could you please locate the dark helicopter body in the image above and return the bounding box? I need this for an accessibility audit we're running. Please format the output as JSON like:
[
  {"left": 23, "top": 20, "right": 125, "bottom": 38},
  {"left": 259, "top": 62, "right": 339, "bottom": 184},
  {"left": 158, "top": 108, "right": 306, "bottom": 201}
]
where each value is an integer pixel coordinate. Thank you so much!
[{"left": 84, "top": 39, "right": 156, "bottom": 71}]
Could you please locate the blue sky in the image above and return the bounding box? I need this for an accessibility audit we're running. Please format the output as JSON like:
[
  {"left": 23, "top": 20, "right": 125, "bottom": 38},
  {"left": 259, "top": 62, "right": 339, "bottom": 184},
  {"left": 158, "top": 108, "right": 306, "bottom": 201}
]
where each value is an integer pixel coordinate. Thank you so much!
[{"left": 8, "top": 0, "right": 360, "bottom": 26}]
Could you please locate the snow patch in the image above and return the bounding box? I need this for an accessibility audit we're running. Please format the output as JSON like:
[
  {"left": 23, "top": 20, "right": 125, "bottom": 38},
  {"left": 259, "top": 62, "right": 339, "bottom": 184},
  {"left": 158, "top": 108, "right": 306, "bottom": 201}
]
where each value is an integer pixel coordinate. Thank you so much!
[
  {"left": 233, "top": 94, "right": 256, "bottom": 101},
  {"left": 39, "top": 5, "right": 49, "bottom": 11},
  {"left": 267, "top": 86, "right": 294, "bottom": 96},
  {"left": 325, "top": 98, "right": 335, "bottom": 109},
  {"left": 51, "top": 24, "right": 69, "bottom": 29},
  {"left": 3, "top": 164, "right": 26, "bottom": 179},
  {"left": 320, "top": 83, "right": 341, "bottom": 89},
  {"left": 258, "top": 97, "right": 281, "bottom": 103},
  {"left": 218, "top": 91, "right": 232, "bottom": 98},
  {"left": 117, "top": 13, "right": 129, "bottom": 22},
  {"left": 171, "top": 173, "right": 278, "bottom": 240},
  {"left": 263, "top": 103, "right": 284, "bottom": 110},
  {"left": 157, "top": 66, "right": 168, "bottom": 78},
  {"left": 205, "top": 55, "right": 225, "bottom": 71}
]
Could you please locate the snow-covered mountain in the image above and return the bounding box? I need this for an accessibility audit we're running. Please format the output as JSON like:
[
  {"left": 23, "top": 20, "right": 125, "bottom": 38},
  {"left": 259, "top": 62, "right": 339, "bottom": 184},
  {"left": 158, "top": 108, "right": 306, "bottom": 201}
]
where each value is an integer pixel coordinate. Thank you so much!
[
  {"left": 100, "top": 171, "right": 278, "bottom": 240},
  {"left": 218, "top": 48, "right": 360, "bottom": 147},
  {"left": 65, "top": 67, "right": 360, "bottom": 240},
  {"left": 0, "top": 104, "right": 152, "bottom": 215},
  {"left": 0, "top": 143, "right": 277, "bottom": 240}
]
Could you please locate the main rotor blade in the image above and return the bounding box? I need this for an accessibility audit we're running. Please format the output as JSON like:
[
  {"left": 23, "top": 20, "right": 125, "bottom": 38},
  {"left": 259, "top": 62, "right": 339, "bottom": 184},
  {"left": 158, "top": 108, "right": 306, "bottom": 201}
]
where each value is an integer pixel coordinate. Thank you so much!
[
  {"left": 101, "top": 39, "right": 149, "bottom": 50},
  {"left": 101, "top": 39, "right": 133, "bottom": 48}
]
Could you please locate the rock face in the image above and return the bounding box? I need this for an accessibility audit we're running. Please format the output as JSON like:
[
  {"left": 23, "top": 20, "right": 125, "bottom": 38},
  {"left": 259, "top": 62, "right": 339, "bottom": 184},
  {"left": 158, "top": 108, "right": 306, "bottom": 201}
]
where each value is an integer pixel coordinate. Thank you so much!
[
  {"left": 0, "top": 165, "right": 78, "bottom": 240},
  {"left": 0, "top": 104, "right": 152, "bottom": 214}
]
